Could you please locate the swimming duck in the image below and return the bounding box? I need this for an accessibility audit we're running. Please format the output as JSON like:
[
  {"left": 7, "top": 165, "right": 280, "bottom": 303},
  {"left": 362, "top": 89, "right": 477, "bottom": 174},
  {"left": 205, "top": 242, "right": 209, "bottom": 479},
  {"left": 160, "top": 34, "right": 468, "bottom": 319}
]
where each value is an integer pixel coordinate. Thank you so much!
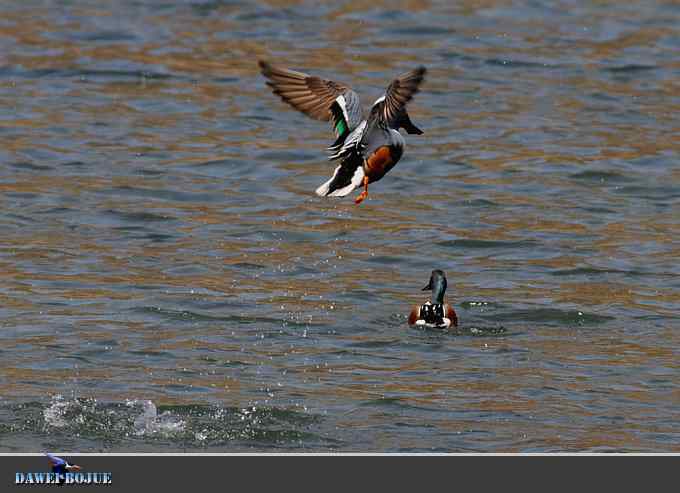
[
  {"left": 408, "top": 270, "right": 458, "bottom": 329},
  {"left": 46, "top": 453, "right": 81, "bottom": 474},
  {"left": 258, "top": 60, "right": 426, "bottom": 204}
]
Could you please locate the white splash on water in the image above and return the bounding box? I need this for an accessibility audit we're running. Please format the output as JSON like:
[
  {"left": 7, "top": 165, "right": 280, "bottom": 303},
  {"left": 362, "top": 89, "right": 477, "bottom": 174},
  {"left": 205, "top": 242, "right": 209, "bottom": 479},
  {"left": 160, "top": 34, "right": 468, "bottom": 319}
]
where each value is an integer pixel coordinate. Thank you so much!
[
  {"left": 127, "top": 399, "right": 185, "bottom": 436},
  {"left": 43, "top": 394, "right": 69, "bottom": 429}
]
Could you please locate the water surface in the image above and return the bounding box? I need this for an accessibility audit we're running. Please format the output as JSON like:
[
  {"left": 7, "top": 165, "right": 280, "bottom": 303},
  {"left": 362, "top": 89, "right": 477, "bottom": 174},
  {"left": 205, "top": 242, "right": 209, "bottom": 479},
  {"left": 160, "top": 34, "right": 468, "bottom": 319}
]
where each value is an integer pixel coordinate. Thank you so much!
[{"left": 0, "top": 0, "right": 678, "bottom": 452}]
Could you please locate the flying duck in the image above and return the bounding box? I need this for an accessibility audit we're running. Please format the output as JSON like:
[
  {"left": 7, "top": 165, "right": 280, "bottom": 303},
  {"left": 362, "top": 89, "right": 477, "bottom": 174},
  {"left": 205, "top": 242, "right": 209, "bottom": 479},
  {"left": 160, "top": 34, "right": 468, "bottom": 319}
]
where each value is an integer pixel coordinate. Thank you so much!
[{"left": 259, "top": 60, "right": 426, "bottom": 204}]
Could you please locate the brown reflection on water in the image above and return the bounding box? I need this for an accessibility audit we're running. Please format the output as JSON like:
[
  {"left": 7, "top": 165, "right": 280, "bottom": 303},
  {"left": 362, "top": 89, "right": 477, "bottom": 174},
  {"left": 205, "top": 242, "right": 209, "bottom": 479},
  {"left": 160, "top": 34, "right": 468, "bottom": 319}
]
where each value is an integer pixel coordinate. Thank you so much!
[{"left": 0, "top": 0, "right": 678, "bottom": 451}]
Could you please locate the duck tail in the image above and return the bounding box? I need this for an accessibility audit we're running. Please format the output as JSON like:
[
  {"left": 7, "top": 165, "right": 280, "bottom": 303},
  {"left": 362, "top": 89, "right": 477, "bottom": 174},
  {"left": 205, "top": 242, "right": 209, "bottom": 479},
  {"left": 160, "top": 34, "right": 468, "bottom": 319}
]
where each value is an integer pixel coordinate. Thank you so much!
[{"left": 315, "top": 156, "right": 365, "bottom": 197}]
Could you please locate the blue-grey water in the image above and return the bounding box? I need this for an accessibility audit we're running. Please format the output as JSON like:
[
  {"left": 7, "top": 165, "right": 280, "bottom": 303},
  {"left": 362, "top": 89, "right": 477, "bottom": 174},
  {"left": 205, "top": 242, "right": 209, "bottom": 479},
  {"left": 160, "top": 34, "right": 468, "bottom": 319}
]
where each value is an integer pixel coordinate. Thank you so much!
[{"left": 0, "top": 0, "right": 678, "bottom": 452}]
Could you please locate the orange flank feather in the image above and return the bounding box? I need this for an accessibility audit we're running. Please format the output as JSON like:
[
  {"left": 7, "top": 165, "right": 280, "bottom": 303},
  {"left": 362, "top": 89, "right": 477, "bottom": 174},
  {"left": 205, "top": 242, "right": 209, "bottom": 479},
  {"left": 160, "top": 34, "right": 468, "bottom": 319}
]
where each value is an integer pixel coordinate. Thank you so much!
[
  {"left": 364, "top": 146, "right": 398, "bottom": 182},
  {"left": 408, "top": 305, "right": 420, "bottom": 325},
  {"left": 445, "top": 304, "right": 458, "bottom": 328},
  {"left": 356, "top": 145, "right": 401, "bottom": 204}
]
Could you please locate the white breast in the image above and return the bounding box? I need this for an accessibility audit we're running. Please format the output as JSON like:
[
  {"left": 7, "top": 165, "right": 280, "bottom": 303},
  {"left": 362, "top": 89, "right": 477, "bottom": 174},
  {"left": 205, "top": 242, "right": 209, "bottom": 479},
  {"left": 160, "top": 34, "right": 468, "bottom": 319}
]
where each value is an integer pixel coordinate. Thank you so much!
[{"left": 415, "top": 318, "right": 451, "bottom": 329}]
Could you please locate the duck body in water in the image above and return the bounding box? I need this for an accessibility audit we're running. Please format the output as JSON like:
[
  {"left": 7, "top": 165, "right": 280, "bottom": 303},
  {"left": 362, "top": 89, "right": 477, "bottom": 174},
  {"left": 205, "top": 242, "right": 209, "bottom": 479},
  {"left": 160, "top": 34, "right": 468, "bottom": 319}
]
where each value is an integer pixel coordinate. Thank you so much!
[{"left": 408, "top": 270, "right": 458, "bottom": 329}]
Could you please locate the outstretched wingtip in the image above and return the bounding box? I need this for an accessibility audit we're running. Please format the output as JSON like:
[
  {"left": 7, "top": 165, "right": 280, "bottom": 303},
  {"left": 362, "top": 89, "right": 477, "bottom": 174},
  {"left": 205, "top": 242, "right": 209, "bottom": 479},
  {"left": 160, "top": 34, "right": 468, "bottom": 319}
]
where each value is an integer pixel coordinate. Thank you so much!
[
  {"left": 412, "top": 66, "right": 427, "bottom": 82},
  {"left": 410, "top": 67, "right": 427, "bottom": 90},
  {"left": 258, "top": 59, "right": 271, "bottom": 74},
  {"left": 401, "top": 65, "right": 427, "bottom": 81}
]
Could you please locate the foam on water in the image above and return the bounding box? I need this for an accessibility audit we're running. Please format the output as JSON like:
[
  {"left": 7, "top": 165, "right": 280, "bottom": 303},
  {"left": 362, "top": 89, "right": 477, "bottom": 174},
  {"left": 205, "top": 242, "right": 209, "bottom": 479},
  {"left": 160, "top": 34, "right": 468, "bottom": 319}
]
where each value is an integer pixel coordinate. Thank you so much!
[
  {"left": 128, "top": 399, "right": 186, "bottom": 437},
  {"left": 43, "top": 395, "right": 70, "bottom": 429}
]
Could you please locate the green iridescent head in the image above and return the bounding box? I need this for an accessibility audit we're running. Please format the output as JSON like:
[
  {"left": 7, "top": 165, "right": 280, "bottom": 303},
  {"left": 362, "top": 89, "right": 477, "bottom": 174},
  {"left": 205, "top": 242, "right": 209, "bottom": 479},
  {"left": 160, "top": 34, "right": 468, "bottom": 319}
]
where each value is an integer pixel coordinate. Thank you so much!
[{"left": 422, "top": 269, "right": 448, "bottom": 304}]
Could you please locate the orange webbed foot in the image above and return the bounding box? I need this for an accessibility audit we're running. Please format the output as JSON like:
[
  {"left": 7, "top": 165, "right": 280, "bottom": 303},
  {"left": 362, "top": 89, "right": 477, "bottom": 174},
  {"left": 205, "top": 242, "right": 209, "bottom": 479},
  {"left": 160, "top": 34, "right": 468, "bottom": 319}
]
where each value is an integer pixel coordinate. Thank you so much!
[{"left": 354, "top": 176, "right": 369, "bottom": 205}]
